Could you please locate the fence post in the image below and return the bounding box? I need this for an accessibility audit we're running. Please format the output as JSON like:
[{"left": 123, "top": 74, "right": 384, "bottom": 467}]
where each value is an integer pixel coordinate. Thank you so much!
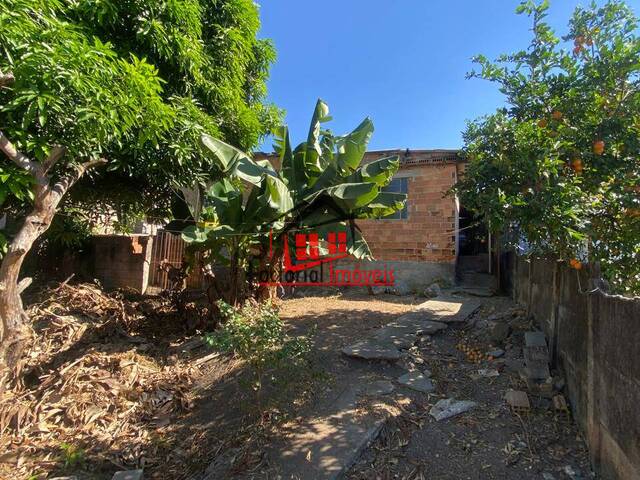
[{"left": 549, "top": 260, "right": 561, "bottom": 367}]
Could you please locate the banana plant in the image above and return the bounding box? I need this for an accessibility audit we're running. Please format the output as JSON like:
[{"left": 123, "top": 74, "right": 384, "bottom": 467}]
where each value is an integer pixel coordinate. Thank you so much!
[{"left": 180, "top": 100, "right": 406, "bottom": 304}]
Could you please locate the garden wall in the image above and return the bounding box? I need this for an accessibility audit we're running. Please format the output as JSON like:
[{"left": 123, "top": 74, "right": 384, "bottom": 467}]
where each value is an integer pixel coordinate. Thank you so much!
[
  {"left": 34, "top": 234, "right": 154, "bottom": 293},
  {"left": 92, "top": 234, "right": 153, "bottom": 293},
  {"left": 510, "top": 255, "right": 640, "bottom": 480}
]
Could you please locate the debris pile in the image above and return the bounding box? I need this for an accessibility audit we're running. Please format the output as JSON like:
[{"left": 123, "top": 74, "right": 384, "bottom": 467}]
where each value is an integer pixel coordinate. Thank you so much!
[{"left": 0, "top": 283, "right": 208, "bottom": 478}]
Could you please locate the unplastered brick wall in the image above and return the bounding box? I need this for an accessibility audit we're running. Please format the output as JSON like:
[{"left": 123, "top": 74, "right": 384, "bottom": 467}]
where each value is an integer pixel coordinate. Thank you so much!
[
  {"left": 357, "top": 150, "right": 461, "bottom": 263},
  {"left": 92, "top": 234, "right": 153, "bottom": 293}
]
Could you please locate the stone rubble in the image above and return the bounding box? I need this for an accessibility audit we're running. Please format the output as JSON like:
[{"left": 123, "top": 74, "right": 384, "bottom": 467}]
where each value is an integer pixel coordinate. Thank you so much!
[{"left": 429, "top": 398, "right": 478, "bottom": 421}]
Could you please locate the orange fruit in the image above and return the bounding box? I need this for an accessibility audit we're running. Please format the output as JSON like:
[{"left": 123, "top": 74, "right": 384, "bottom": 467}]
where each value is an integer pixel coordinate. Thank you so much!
[
  {"left": 593, "top": 140, "right": 605, "bottom": 155},
  {"left": 574, "top": 36, "right": 585, "bottom": 46},
  {"left": 572, "top": 158, "right": 583, "bottom": 174},
  {"left": 538, "top": 119, "right": 548, "bottom": 128},
  {"left": 569, "top": 258, "right": 583, "bottom": 270},
  {"left": 552, "top": 110, "right": 563, "bottom": 120}
]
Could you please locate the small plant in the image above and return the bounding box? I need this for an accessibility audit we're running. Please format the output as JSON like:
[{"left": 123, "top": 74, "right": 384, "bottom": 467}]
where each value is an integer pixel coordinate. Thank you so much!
[
  {"left": 205, "top": 300, "right": 311, "bottom": 408},
  {"left": 60, "top": 442, "right": 85, "bottom": 469}
]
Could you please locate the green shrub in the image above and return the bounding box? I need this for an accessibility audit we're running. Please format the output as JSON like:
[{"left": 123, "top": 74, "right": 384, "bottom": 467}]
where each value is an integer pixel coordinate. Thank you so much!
[{"left": 205, "top": 300, "right": 311, "bottom": 406}]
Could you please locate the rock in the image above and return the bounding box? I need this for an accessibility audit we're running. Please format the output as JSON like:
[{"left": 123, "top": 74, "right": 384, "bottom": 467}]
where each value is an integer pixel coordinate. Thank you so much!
[
  {"left": 390, "top": 279, "right": 410, "bottom": 295},
  {"left": 477, "top": 368, "right": 499, "bottom": 378},
  {"left": 359, "top": 380, "right": 395, "bottom": 396},
  {"left": 397, "top": 371, "right": 435, "bottom": 393},
  {"left": 563, "top": 465, "right": 584, "bottom": 480},
  {"left": 490, "top": 323, "right": 511, "bottom": 343},
  {"left": 342, "top": 341, "right": 401, "bottom": 361},
  {"left": 542, "top": 473, "right": 556, "bottom": 480},
  {"left": 487, "top": 348, "right": 505, "bottom": 358},
  {"left": 423, "top": 282, "right": 442, "bottom": 298},
  {"left": 429, "top": 398, "right": 477, "bottom": 421},
  {"left": 112, "top": 471, "right": 143, "bottom": 480}
]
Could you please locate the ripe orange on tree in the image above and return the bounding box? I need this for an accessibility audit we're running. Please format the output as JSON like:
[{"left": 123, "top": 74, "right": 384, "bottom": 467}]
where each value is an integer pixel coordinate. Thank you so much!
[
  {"left": 593, "top": 140, "right": 605, "bottom": 155},
  {"left": 571, "top": 158, "right": 583, "bottom": 174},
  {"left": 537, "top": 118, "right": 548, "bottom": 128},
  {"left": 569, "top": 258, "right": 583, "bottom": 270},
  {"left": 552, "top": 110, "right": 563, "bottom": 120}
]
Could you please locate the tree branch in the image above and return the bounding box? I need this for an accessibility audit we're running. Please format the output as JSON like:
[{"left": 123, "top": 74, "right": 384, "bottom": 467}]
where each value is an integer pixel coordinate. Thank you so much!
[
  {"left": 0, "top": 69, "right": 14, "bottom": 88},
  {"left": 0, "top": 131, "right": 39, "bottom": 176},
  {"left": 52, "top": 158, "right": 108, "bottom": 195},
  {"left": 42, "top": 146, "right": 67, "bottom": 174}
]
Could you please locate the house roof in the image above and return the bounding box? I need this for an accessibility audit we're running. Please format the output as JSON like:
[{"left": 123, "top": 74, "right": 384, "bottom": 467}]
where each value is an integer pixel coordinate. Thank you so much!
[
  {"left": 254, "top": 149, "right": 465, "bottom": 167},
  {"left": 362, "top": 149, "right": 464, "bottom": 166}
]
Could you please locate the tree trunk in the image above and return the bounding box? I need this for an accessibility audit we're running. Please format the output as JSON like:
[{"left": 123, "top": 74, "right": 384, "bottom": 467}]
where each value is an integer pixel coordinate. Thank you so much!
[
  {"left": 0, "top": 194, "right": 59, "bottom": 371},
  {"left": 0, "top": 128, "right": 106, "bottom": 374}
]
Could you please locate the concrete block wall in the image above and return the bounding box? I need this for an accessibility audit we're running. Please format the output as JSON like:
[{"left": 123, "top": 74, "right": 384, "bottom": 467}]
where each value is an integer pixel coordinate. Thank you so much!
[
  {"left": 511, "top": 255, "right": 640, "bottom": 480},
  {"left": 92, "top": 234, "right": 153, "bottom": 293}
]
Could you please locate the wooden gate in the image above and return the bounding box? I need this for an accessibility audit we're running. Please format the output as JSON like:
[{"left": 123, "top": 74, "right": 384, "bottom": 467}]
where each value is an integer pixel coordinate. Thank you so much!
[{"left": 148, "top": 231, "right": 205, "bottom": 291}]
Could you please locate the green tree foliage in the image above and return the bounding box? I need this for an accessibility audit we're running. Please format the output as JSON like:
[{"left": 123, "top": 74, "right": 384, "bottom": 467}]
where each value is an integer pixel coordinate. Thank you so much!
[
  {"left": 0, "top": 0, "right": 280, "bottom": 224},
  {"left": 456, "top": 0, "right": 640, "bottom": 295},
  {"left": 0, "top": 0, "right": 279, "bottom": 370},
  {"left": 181, "top": 100, "right": 407, "bottom": 304}
]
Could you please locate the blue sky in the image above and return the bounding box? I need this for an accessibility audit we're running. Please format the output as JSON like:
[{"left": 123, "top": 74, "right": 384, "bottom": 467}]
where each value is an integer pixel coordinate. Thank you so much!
[{"left": 257, "top": 0, "right": 640, "bottom": 151}]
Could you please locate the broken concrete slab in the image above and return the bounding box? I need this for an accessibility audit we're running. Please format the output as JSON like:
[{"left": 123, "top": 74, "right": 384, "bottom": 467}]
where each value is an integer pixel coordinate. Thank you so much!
[
  {"left": 523, "top": 331, "right": 550, "bottom": 379},
  {"left": 112, "top": 471, "right": 143, "bottom": 480},
  {"left": 429, "top": 398, "right": 477, "bottom": 421},
  {"left": 414, "top": 296, "right": 482, "bottom": 323},
  {"left": 417, "top": 320, "right": 449, "bottom": 335},
  {"left": 397, "top": 371, "right": 435, "bottom": 393},
  {"left": 372, "top": 328, "right": 417, "bottom": 349},
  {"left": 342, "top": 341, "right": 401, "bottom": 361},
  {"left": 264, "top": 383, "right": 402, "bottom": 480},
  {"left": 359, "top": 380, "right": 395, "bottom": 396}
]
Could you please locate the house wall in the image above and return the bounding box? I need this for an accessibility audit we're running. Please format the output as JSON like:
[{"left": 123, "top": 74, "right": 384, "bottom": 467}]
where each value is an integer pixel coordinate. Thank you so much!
[
  {"left": 357, "top": 162, "right": 458, "bottom": 263},
  {"left": 353, "top": 150, "right": 461, "bottom": 292},
  {"left": 510, "top": 254, "right": 640, "bottom": 480}
]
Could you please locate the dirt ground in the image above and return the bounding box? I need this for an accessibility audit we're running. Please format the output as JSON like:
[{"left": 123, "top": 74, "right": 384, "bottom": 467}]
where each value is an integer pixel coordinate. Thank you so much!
[
  {"left": 346, "top": 296, "right": 595, "bottom": 480},
  {"left": 0, "top": 287, "right": 419, "bottom": 480},
  {"left": 1, "top": 286, "right": 594, "bottom": 479}
]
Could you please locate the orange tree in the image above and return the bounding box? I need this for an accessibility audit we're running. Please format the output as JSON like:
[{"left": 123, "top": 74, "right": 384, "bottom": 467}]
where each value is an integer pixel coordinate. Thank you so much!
[{"left": 456, "top": 0, "right": 640, "bottom": 295}]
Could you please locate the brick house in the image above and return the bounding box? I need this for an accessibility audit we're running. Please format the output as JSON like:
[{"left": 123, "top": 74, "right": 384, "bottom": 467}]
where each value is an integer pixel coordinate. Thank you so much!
[
  {"left": 355, "top": 149, "right": 467, "bottom": 292},
  {"left": 256, "top": 148, "right": 473, "bottom": 293}
]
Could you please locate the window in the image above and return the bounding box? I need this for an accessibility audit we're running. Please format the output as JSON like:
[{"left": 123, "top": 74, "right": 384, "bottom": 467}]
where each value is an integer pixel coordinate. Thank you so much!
[{"left": 382, "top": 177, "right": 408, "bottom": 219}]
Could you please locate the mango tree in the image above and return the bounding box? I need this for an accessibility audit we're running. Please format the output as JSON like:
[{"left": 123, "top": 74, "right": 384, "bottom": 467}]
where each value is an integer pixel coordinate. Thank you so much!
[
  {"left": 0, "top": 0, "right": 279, "bottom": 373},
  {"left": 181, "top": 100, "right": 407, "bottom": 306}
]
